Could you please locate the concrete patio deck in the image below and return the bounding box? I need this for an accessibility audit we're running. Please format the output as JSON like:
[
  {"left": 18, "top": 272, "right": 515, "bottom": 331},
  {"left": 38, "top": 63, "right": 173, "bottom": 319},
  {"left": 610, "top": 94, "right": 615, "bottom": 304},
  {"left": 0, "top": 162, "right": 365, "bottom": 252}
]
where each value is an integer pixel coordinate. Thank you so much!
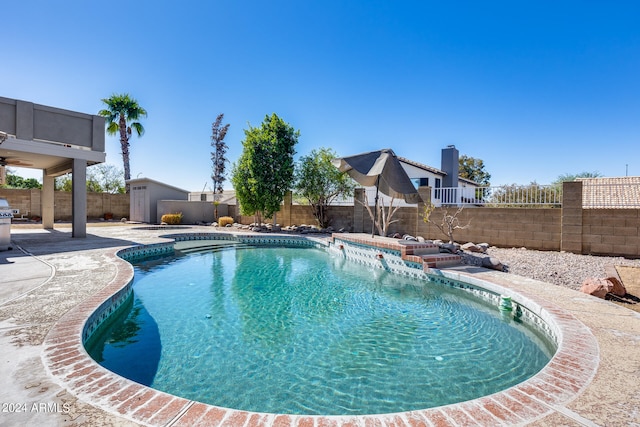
[{"left": 0, "top": 224, "right": 638, "bottom": 426}]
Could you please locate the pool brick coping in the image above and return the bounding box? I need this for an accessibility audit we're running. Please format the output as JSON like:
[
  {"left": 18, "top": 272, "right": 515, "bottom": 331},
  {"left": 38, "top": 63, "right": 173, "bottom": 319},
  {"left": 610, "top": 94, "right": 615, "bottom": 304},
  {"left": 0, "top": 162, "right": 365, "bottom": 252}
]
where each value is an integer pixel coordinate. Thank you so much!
[{"left": 41, "top": 233, "right": 599, "bottom": 427}]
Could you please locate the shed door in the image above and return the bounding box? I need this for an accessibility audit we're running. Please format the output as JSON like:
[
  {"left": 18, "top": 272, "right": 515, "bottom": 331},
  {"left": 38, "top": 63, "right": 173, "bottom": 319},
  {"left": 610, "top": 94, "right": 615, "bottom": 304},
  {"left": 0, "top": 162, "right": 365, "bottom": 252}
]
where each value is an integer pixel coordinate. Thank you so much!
[{"left": 131, "top": 185, "right": 149, "bottom": 222}]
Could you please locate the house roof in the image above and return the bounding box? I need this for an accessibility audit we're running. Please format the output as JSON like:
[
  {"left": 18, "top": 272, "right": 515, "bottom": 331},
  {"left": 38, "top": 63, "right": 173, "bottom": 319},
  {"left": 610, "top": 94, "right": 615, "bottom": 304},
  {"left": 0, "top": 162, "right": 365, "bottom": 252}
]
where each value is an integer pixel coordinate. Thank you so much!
[
  {"left": 578, "top": 176, "right": 640, "bottom": 208},
  {"left": 126, "top": 177, "right": 189, "bottom": 194},
  {"left": 397, "top": 156, "right": 479, "bottom": 186},
  {"left": 398, "top": 156, "right": 444, "bottom": 175}
]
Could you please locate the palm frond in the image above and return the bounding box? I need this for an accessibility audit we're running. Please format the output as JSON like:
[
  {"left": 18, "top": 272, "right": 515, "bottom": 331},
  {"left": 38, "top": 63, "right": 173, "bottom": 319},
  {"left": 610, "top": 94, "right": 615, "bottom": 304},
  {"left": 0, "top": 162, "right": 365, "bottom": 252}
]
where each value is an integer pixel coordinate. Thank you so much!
[
  {"left": 130, "top": 122, "right": 145, "bottom": 136},
  {"left": 105, "top": 122, "right": 119, "bottom": 135}
]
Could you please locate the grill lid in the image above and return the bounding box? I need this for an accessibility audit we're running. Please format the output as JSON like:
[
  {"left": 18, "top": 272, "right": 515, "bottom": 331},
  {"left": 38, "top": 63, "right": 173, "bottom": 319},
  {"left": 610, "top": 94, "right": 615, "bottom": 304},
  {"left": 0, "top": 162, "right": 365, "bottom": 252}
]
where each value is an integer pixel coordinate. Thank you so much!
[{"left": 0, "top": 198, "right": 14, "bottom": 217}]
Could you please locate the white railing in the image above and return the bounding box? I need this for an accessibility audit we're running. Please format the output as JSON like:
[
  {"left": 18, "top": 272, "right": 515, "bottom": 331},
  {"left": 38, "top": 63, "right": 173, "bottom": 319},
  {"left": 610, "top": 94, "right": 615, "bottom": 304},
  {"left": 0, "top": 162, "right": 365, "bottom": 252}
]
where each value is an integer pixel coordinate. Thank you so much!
[
  {"left": 432, "top": 185, "right": 562, "bottom": 207},
  {"left": 331, "top": 185, "right": 564, "bottom": 207},
  {"left": 329, "top": 189, "right": 421, "bottom": 207},
  {"left": 581, "top": 182, "right": 640, "bottom": 208},
  {"left": 307, "top": 182, "right": 640, "bottom": 208}
]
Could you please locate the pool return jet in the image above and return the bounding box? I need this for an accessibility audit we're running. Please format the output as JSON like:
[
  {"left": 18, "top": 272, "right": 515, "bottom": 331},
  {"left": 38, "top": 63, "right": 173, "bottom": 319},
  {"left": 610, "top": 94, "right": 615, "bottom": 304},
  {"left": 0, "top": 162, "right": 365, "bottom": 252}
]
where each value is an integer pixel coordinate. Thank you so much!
[{"left": 332, "top": 149, "right": 422, "bottom": 237}]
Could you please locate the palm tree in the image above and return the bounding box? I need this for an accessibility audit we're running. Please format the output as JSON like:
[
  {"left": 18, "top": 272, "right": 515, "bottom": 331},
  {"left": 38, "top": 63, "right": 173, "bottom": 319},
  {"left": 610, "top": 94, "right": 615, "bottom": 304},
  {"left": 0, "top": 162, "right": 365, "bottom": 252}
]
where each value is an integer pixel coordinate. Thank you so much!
[{"left": 98, "top": 94, "right": 147, "bottom": 192}]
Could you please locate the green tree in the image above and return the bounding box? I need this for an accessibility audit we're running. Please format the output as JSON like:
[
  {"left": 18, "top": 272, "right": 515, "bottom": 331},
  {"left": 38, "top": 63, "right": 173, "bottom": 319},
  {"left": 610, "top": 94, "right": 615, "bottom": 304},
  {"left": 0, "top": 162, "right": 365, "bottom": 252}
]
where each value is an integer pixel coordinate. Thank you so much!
[
  {"left": 92, "top": 164, "right": 126, "bottom": 194},
  {"left": 57, "top": 174, "right": 96, "bottom": 192},
  {"left": 54, "top": 165, "right": 124, "bottom": 193},
  {"left": 86, "top": 172, "right": 103, "bottom": 193},
  {"left": 55, "top": 174, "right": 73, "bottom": 192},
  {"left": 459, "top": 155, "right": 491, "bottom": 186},
  {"left": 553, "top": 171, "right": 602, "bottom": 184},
  {"left": 98, "top": 94, "right": 147, "bottom": 192},
  {"left": 294, "top": 147, "right": 355, "bottom": 228},
  {"left": 231, "top": 158, "right": 261, "bottom": 220},
  {"left": 231, "top": 113, "right": 299, "bottom": 224},
  {"left": 3, "top": 171, "right": 42, "bottom": 189}
]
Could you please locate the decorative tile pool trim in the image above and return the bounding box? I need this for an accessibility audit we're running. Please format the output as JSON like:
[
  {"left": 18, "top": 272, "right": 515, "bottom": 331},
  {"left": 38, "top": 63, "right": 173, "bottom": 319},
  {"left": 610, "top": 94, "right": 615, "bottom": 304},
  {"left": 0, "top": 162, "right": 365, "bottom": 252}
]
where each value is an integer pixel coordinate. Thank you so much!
[
  {"left": 117, "top": 242, "right": 175, "bottom": 262},
  {"left": 41, "top": 231, "right": 600, "bottom": 426},
  {"left": 82, "top": 285, "right": 133, "bottom": 346},
  {"left": 133, "top": 225, "right": 193, "bottom": 230},
  {"left": 163, "top": 232, "right": 329, "bottom": 248}
]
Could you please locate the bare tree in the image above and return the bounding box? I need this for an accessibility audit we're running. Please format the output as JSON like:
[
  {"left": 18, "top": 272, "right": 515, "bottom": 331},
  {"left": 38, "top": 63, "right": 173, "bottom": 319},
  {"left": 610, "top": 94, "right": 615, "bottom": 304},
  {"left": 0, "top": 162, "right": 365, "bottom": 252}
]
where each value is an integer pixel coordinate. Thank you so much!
[
  {"left": 358, "top": 194, "right": 401, "bottom": 236},
  {"left": 423, "top": 204, "right": 470, "bottom": 243}
]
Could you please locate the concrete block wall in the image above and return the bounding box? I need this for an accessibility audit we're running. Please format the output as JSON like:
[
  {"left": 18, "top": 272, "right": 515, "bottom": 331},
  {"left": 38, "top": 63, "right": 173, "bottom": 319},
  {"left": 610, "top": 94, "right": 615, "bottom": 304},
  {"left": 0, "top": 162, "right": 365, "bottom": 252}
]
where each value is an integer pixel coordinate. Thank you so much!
[
  {"left": 0, "top": 189, "right": 33, "bottom": 218},
  {"left": 582, "top": 209, "right": 640, "bottom": 257},
  {"left": 5, "top": 183, "right": 630, "bottom": 256},
  {"left": 323, "top": 206, "right": 353, "bottom": 230},
  {"left": 561, "top": 181, "right": 583, "bottom": 253},
  {"left": 101, "top": 193, "right": 129, "bottom": 219},
  {"left": 54, "top": 192, "right": 72, "bottom": 220},
  {"left": 229, "top": 196, "right": 638, "bottom": 257},
  {"left": 417, "top": 207, "right": 562, "bottom": 250},
  {"left": 230, "top": 184, "right": 638, "bottom": 257},
  {"left": 157, "top": 200, "right": 217, "bottom": 224},
  {"left": 232, "top": 204, "right": 352, "bottom": 229},
  {"left": 0, "top": 188, "right": 129, "bottom": 221}
]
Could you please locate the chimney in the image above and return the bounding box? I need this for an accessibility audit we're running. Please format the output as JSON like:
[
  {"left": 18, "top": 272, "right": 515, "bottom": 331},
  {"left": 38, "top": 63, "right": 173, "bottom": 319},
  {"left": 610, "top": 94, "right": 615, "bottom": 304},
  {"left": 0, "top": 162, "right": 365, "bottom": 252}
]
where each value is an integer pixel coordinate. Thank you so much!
[{"left": 441, "top": 145, "right": 459, "bottom": 188}]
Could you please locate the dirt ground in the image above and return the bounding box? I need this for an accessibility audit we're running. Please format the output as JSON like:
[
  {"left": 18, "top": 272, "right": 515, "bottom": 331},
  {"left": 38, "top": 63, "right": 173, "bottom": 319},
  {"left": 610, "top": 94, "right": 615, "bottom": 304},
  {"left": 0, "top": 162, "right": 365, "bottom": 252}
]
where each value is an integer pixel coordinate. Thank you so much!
[{"left": 612, "top": 265, "right": 640, "bottom": 312}]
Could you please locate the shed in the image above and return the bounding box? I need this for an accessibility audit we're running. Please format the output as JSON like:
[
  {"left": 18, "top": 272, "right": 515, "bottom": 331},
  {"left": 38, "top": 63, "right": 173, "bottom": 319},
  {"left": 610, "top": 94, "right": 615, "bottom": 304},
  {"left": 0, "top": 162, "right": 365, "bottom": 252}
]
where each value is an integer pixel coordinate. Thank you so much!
[{"left": 126, "top": 178, "right": 189, "bottom": 224}]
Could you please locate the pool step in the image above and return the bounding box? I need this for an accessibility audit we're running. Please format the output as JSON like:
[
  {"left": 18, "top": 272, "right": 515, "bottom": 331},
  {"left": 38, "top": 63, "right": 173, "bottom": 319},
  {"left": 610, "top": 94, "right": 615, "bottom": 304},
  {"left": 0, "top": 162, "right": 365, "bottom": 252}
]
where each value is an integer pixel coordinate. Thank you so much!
[
  {"left": 419, "top": 253, "right": 462, "bottom": 269},
  {"left": 176, "top": 241, "right": 249, "bottom": 254},
  {"left": 399, "top": 241, "right": 462, "bottom": 269}
]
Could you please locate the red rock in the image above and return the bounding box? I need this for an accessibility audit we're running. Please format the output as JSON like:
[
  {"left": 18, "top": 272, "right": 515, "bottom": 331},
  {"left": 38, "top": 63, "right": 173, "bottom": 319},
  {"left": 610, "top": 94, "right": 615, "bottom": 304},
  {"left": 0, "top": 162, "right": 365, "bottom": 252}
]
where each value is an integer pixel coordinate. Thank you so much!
[
  {"left": 580, "top": 278, "right": 613, "bottom": 299},
  {"left": 462, "top": 242, "right": 482, "bottom": 252},
  {"left": 481, "top": 257, "right": 503, "bottom": 271},
  {"left": 605, "top": 276, "right": 627, "bottom": 297}
]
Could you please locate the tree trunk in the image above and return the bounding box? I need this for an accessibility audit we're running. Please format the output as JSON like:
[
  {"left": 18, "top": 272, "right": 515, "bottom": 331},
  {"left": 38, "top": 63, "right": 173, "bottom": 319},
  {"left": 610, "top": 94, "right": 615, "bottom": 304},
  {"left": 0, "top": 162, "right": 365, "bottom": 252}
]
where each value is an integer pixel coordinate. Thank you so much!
[
  {"left": 312, "top": 203, "right": 328, "bottom": 228},
  {"left": 119, "top": 117, "right": 131, "bottom": 192}
]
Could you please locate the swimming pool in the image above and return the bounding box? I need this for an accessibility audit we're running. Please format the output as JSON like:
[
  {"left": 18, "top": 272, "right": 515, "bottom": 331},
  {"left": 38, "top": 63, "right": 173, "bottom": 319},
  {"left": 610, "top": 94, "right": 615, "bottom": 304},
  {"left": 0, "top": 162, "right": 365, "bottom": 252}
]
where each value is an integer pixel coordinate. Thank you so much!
[{"left": 86, "top": 240, "right": 555, "bottom": 416}]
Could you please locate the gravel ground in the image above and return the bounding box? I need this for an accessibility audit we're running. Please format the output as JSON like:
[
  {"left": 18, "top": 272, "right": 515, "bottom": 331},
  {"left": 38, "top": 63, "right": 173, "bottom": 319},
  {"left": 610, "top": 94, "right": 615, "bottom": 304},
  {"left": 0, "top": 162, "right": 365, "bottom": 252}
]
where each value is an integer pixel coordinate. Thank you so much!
[{"left": 459, "top": 247, "right": 640, "bottom": 291}]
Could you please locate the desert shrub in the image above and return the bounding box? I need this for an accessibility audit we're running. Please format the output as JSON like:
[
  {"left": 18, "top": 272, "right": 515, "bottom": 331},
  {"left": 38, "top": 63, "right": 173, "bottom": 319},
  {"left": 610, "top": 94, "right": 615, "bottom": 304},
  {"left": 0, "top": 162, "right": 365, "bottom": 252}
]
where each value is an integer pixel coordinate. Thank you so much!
[
  {"left": 161, "top": 213, "right": 183, "bottom": 225},
  {"left": 218, "top": 216, "right": 234, "bottom": 227}
]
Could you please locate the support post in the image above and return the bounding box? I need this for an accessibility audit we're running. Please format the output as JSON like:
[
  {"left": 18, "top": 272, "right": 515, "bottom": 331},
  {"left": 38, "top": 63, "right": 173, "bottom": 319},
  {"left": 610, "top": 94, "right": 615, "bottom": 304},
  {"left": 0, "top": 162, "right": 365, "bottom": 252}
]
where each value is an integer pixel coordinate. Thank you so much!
[
  {"left": 72, "top": 158, "right": 87, "bottom": 238},
  {"left": 281, "top": 191, "right": 292, "bottom": 227},
  {"left": 561, "top": 181, "right": 583, "bottom": 253},
  {"left": 42, "top": 172, "right": 55, "bottom": 229}
]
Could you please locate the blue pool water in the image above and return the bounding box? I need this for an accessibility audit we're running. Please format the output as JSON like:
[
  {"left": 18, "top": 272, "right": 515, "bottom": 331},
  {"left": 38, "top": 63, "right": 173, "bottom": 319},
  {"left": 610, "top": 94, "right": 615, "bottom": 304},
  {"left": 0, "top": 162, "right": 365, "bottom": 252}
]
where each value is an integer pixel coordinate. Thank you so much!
[{"left": 87, "top": 244, "right": 554, "bottom": 415}]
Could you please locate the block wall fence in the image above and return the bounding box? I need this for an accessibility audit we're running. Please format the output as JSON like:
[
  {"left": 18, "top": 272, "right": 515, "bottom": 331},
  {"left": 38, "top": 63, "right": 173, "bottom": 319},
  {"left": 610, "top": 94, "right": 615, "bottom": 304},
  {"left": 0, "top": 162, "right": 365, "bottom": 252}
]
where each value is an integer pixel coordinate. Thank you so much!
[
  {"left": 2, "top": 181, "right": 638, "bottom": 257},
  {"left": 0, "top": 188, "right": 129, "bottom": 221},
  {"left": 233, "top": 182, "right": 639, "bottom": 258}
]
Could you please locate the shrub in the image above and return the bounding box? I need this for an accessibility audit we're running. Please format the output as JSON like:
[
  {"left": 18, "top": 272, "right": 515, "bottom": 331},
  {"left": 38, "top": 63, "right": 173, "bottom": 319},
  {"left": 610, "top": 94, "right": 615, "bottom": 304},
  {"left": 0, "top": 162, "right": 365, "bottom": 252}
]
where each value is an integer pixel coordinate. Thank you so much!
[
  {"left": 161, "top": 213, "right": 183, "bottom": 225},
  {"left": 218, "top": 216, "right": 234, "bottom": 227}
]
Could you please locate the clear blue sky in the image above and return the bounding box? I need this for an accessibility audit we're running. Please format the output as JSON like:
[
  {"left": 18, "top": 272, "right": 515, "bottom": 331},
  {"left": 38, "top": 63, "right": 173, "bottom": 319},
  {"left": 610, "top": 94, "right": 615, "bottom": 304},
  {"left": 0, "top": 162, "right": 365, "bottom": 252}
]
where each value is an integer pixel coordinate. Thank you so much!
[{"left": 3, "top": 1, "right": 639, "bottom": 191}]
